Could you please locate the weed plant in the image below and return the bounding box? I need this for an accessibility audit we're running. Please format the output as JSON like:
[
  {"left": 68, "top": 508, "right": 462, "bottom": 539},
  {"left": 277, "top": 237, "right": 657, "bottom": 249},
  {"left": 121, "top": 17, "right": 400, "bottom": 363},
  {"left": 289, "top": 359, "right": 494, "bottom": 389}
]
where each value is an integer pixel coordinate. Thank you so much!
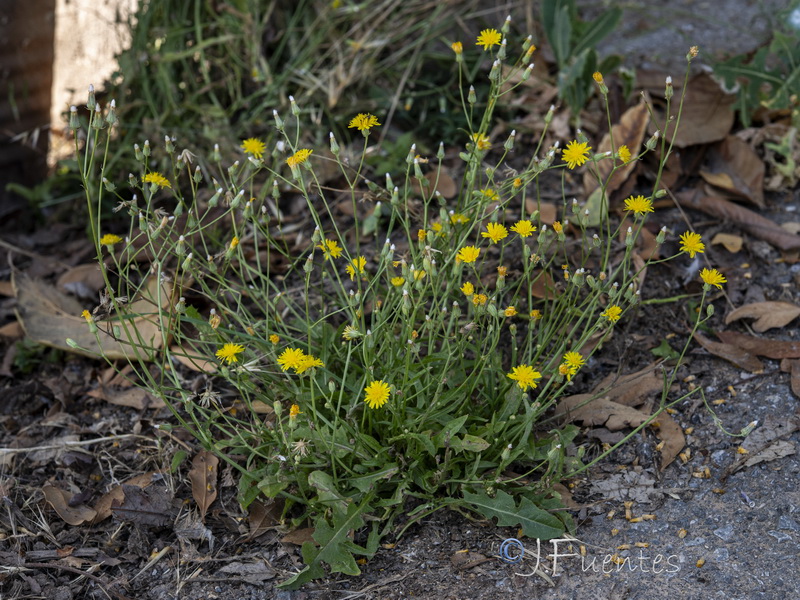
[{"left": 71, "top": 22, "right": 725, "bottom": 587}]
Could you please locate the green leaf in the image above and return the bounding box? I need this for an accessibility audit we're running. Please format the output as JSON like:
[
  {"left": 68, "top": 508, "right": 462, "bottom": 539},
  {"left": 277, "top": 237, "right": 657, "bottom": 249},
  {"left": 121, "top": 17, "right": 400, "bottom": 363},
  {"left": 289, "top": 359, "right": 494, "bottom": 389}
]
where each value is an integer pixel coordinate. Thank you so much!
[
  {"left": 572, "top": 8, "right": 621, "bottom": 57},
  {"left": 650, "top": 338, "right": 679, "bottom": 360},
  {"left": 433, "top": 414, "right": 469, "bottom": 449},
  {"left": 279, "top": 499, "right": 373, "bottom": 589},
  {"left": 308, "top": 471, "right": 349, "bottom": 511},
  {"left": 450, "top": 434, "right": 490, "bottom": 454},
  {"left": 349, "top": 464, "right": 400, "bottom": 493},
  {"left": 462, "top": 489, "right": 565, "bottom": 539}
]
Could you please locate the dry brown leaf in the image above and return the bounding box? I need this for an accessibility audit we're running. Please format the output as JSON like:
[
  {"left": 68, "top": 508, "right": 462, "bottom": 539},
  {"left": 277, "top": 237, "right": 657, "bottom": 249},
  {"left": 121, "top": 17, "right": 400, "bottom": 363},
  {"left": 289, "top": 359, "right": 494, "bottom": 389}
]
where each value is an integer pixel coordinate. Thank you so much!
[
  {"left": 43, "top": 485, "right": 97, "bottom": 526},
  {"left": 86, "top": 386, "right": 165, "bottom": 410},
  {"left": 743, "top": 440, "right": 796, "bottom": 467},
  {"left": 111, "top": 484, "right": 175, "bottom": 527},
  {"left": 694, "top": 332, "right": 764, "bottom": 372},
  {"left": 555, "top": 395, "right": 649, "bottom": 431},
  {"left": 584, "top": 101, "right": 648, "bottom": 198},
  {"left": 14, "top": 272, "right": 174, "bottom": 360},
  {"left": 725, "top": 301, "right": 800, "bottom": 332},
  {"left": 641, "top": 71, "right": 735, "bottom": 147},
  {"left": 711, "top": 232, "right": 744, "bottom": 253},
  {"left": 652, "top": 412, "right": 685, "bottom": 471},
  {"left": 56, "top": 263, "right": 105, "bottom": 299},
  {"left": 527, "top": 200, "right": 557, "bottom": 224},
  {"left": 677, "top": 193, "right": 800, "bottom": 251},
  {"left": 716, "top": 331, "right": 800, "bottom": 359},
  {"left": 91, "top": 472, "right": 161, "bottom": 524},
  {"left": 699, "top": 136, "right": 765, "bottom": 208},
  {"left": 246, "top": 499, "right": 283, "bottom": 540},
  {"left": 169, "top": 345, "right": 217, "bottom": 373},
  {"left": 530, "top": 271, "right": 558, "bottom": 299},
  {"left": 592, "top": 363, "right": 663, "bottom": 407},
  {"left": 412, "top": 169, "right": 457, "bottom": 199},
  {"left": 0, "top": 321, "right": 23, "bottom": 339},
  {"left": 281, "top": 527, "right": 316, "bottom": 546},
  {"left": 188, "top": 450, "right": 218, "bottom": 521}
]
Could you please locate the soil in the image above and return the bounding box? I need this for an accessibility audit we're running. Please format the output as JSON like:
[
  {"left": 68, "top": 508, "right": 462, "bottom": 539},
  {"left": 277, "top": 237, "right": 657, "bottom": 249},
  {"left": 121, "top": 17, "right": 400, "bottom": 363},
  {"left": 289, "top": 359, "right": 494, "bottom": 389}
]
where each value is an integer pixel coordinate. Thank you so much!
[{"left": 2, "top": 3, "right": 800, "bottom": 600}]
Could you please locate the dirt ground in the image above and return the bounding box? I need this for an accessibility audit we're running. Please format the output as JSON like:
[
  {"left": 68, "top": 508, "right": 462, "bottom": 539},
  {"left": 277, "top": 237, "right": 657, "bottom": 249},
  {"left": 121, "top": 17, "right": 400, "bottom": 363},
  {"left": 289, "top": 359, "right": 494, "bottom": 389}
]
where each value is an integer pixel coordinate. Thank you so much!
[{"left": 2, "top": 2, "right": 800, "bottom": 599}]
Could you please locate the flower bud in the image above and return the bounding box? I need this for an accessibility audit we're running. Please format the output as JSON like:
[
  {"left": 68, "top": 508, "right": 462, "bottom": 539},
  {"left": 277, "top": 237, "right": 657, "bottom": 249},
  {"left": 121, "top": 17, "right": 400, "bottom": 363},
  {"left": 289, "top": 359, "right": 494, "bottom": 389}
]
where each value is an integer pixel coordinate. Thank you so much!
[
  {"left": 212, "top": 143, "right": 221, "bottom": 162},
  {"left": 504, "top": 130, "right": 516, "bottom": 151},
  {"left": 165, "top": 135, "right": 175, "bottom": 154},
  {"left": 87, "top": 84, "right": 96, "bottom": 111},
  {"left": 143, "top": 139, "right": 151, "bottom": 157},
  {"left": 645, "top": 130, "right": 660, "bottom": 151},
  {"left": 468, "top": 85, "right": 477, "bottom": 105},
  {"left": 329, "top": 131, "right": 339, "bottom": 155},
  {"left": 273, "top": 109, "right": 284, "bottom": 130},
  {"left": 437, "top": 141, "right": 445, "bottom": 160},
  {"left": 105, "top": 99, "right": 117, "bottom": 127}
]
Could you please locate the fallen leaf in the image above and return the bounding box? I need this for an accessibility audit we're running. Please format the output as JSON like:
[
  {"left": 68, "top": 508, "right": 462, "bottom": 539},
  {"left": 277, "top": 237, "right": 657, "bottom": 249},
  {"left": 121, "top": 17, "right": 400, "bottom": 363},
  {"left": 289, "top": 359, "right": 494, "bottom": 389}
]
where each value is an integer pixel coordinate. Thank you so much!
[
  {"left": 111, "top": 484, "right": 175, "bottom": 527},
  {"left": 13, "top": 273, "right": 175, "bottom": 360},
  {"left": 451, "top": 550, "right": 489, "bottom": 570},
  {"left": 527, "top": 200, "right": 557, "bottom": 224},
  {"left": 281, "top": 527, "right": 316, "bottom": 546},
  {"left": 169, "top": 345, "right": 217, "bottom": 373},
  {"left": 43, "top": 485, "right": 97, "bottom": 526},
  {"left": 677, "top": 193, "right": 800, "bottom": 251},
  {"left": 530, "top": 271, "right": 558, "bottom": 299},
  {"left": 188, "top": 450, "right": 218, "bottom": 521},
  {"left": 716, "top": 331, "right": 800, "bottom": 359},
  {"left": 412, "top": 169, "right": 457, "bottom": 199},
  {"left": 725, "top": 301, "right": 800, "bottom": 332},
  {"left": 584, "top": 101, "right": 649, "bottom": 199},
  {"left": 217, "top": 561, "right": 276, "bottom": 583},
  {"left": 743, "top": 440, "right": 796, "bottom": 467},
  {"left": 711, "top": 232, "right": 744, "bottom": 253},
  {"left": 588, "top": 469, "right": 660, "bottom": 503},
  {"left": 699, "top": 136, "right": 765, "bottom": 208},
  {"left": 0, "top": 321, "right": 23, "bottom": 339},
  {"left": 86, "top": 386, "right": 165, "bottom": 410},
  {"left": 652, "top": 411, "right": 685, "bottom": 471},
  {"left": 56, "top": 264, "right": 105, "bottom": 300},
  {"left": 640, "top": 71, "right": 735, "bottom": 147},
  {"left": 554, "top": 395, "right": 649, "bottom": 431},
  {"left": 592, "top": 363, "right": 664, "bottom": 407},
  {"left": 694, "top": 332, "right": 764, "bottom": 372},
  {"left": 247, "top": 499, "right": 283, "bottom": 540},
  {"left": 92, "top": 472, "right": 161, "bottom": 524}
]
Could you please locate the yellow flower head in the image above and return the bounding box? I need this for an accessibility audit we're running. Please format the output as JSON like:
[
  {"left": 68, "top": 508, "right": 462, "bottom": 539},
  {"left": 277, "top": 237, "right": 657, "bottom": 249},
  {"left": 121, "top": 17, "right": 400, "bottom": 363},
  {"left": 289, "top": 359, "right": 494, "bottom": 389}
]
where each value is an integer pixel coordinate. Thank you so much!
[
  {"left": 507, "top": 364, "right": 542, "bottom": 392},
  {"left": 504, "top": 306, "right": 517, "bottom": 317},
  {"left": 481, "top": 222, "right": 508, "bottom": 244},
  {"left": 563, "top": 351, "right": 585, "bottom": 369},
  {"left": 417, "top": 229, "right": 427, "bottom": 242},
  {"left": 100, "top": 233, "right": 123, "bottom": 246},
  {"left": 289, "top": 404, "right": 301, "bottom": 419},
  {"left": 552, "top": 221, "right": 564, "bottom": 234},
  {"left": 563, "top": 140, "right": 591, "bottom": 169},
  {"left": 624, "top": 195, "right": 653, "bottom": 216},
  {"left": 456, "top": 246, "right": 480, "bottom": 263},
  {"left": 216, "top": 343, "right": 244, "bottom": 364},
  {"left": 241, "top": 138, "right": 266, "bottom": 158},
  {"left": 602, "top": 305, "right": 622, "bottom": 323},
  {"left": 348, "top": 113, "right": 381, "bottom": 131},
  {"left": 391, "top": 276, "right": 405, "bottom": 287},
  {"left": 461, "top": 281, "right": 474, "bottom": 296},
  {"left": 470, "top": 133, "right": 491, "bottom": 151},
  {"left": 286, "top": 148, "right": 313, "bottom": 167},
  {"left": 497, "top": 265, "right": 507, "bottom": 277},
  {"left": 450, "top": 212, "right": 469, "bottom": 225},
  {"left": 476, "top": 28, "right": 502, "bottom": 50},
  {"left": 513, "top": 177, "right": 523, "bottom": 189},
  {"left": 700, "top": 267, "right": 726, "bottom": 289},
  {"left": 143, "top": 172, "right": 171, "bottom": 189},
  {"left": 277, "top": 347, "right": 305, "bottom": 372},
  {"left": 530, "top": 309, "right": 542, "bottom": 320},
  {"left": 451, "top": 41, "right": 463, "bottom": 54},
  {"left": 511, "top": 220, "right": 536, "bottom": 238},
  {"left": 413, "top": 269, "right": 426, "bottom": 281},
  {"left": 81, "top": 309, "right": 92, "bottom": 323},
  {"left": 592, "top": 71, "right": 604, "bottom": 84},
  {"left": 618, "top": 145, "right": 632, "bottom": 164},
  {"left": 342, "top": 325, "right": 361, "bottom": 340},
  {"left": 481, "top": 188, "right": 500, "bottom": 202},
  {"left": 269, "top": 334, "right": 280, "bottom": 345},
  {"left": 295, "top": 353, "right": 324, "bottom": 374},
  {"left": 679, "top": 231, "right": 705, "bottom": 258},
  {"left": 472, "top": 293, "right": 488, "bottom": 306},
  {"left": 345, "top": 256, "right": 367, "bottom": 280},
  {"left": 229, "top": 236, "right": 240, "bottom": 250},
  {"left": 364, "top": 380, "right": 391, "bottom": 409},
  {"left": 316, "top": 238, "right": 344, "bottom": 260}
]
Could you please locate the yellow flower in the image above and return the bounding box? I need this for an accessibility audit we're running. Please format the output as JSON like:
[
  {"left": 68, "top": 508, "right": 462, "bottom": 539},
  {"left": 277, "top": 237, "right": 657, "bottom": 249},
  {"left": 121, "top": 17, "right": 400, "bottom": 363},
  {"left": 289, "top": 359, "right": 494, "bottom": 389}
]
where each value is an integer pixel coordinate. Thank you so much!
[
  {"left": 229, "top": 236, "right": 239, "bottom": 250},
  {"left": 481, "top": 188, "right": 500, "bottom": 202},
  {"left": 679, "top": 231, "right": 705, "bottom": 258},
  {"left": 269, "top": 334, "right": 280, "bottom": 344},
  {"left": 391, "top": 276, "right": 405, "bottom": 287},
  {"left": 289, "top": 404, "right": 301, "bottom": 419},
  {"left": 476, "top": 28, "right": 502, "bottom": 50},
  {"left": 563, "top": 351, "right": 585, "bottom": 369},
  {"left": 456, "top": 246, "right": 480, "bottom": 263},
  {"left": 563, "top": 140, "right": 591, "bottom": 169},
  {"left": 552, "top": 221, "right": 563, "bottom": 234},
  {"left": 348, "top": 113, "right": 381, "bottom": 131},
  {"left": 286, "top": 148, "right": 313, "bottom": 167},
  {"left": 451, "top": 41, "right": 463, "bottom": 54},
  {"left": 507, "top": 364, "right": 542, "bottom": 392},
  {"left": 413, "top": 269, "right": 426, "bottom": 281},
  {"left": 513, "top": 177, "right": 523, "bottom": 189},
  {"left": 431, "top": 222, "right": 443, "bottom": 233},
  {"left": 342, "top": 325, "right": 361, "bottom": 340},
  {"left": 470, "top": 133, "right": 491, "bottom": 151},
  {"left": 364, "top": 380, "right": 391, "bottom": 409},
  {"left": 472, "top": 293, "right": 488, "bottom": 306},
  {"left": 345, "top": 256, "right": 367, "bottom": 280},
  {"left": 592, "top": 71, "right": 604, "bottom": 84},
  {"left": 295, "top": 353, "right": 324, "bottom": 374},
  {"left": 482, "top": 223, "right": 508, "bottom": 244},
  {"left": 497, "top": 266, "right": 507, "bottom": 277},
  {"left": 511, "top": 220, "right": 536, "bottom": 237},
  {"left": 530, "top": 309, "right": 542, "bottom": 320},
  {"left": 100, "top": 233, "right": 123, "bottom": 246},
  {"left": 700, "top": 268, "right": 726, "bottom": 289},
  {"left": 241, "top": 138, "right": 266, "bottom": 158},
  {"left": 81, "top": 309, "right": 92, "bottom": 323},
  {"left": 461, "top": 281, "right": 474, "bottom": 296},
  {"left": 624, "top": 195, "right": 653, "bottom": 215},
  {"left": 618, "top": 145, "right": 632, "bottom": 163},
  {"left": 216, "top": 343, "right": 244, "bottom": 364},
  {"left": 450, "top": 212, "right": 469, "bottom": 225},
  {"left": 277, "top": 348, "right": 305, "bottom": 371},
  {"left": 504, "top": 306, "right": 517, "bottom": 317},
  {"left": 143, "top": 172, "right": 171, "bottom": 189},
  {"left": 316, "top": 239, "right": 344, "bottom": 260},
  {"left": 602, "top": 305, "right": 622, "bottom": 323}
]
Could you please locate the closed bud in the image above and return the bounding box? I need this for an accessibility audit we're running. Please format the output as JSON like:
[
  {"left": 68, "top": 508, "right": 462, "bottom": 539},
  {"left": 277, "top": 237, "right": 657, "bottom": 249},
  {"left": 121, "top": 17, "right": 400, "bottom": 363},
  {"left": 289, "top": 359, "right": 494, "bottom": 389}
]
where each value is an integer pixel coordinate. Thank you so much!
[
  {"left": 193, "top": 165, "right": 202, "bottom": 183},
  {"left": 706, "top": 303, "right": 715, "bottom": 316},
  {"left": 468, "top": 85, "right": 477, "bottom": 105},
  {"left": 105, "top": 99, "right": 117, "bottom": 127},
  {"left": 504, "top": 130, "right": 516, "bottom": 151},
  {"left": 406, "top": 143, "right": 417, "bottom": 164},
  {"left": 522, "top": 63, "right": 533, "bottom": 81},
  {"left": 329, "top": 131, "right": 339, "bottom": 154},
  {"left": 665, "top": 75, "right": 674, "bottom": 100},
  {"left": 91, "top": 104, "right": 104, "bottom": 129},
  {"left": 181, "top": 253, "right": 193, "bottom": 271},
  {"left": 102, "top": 177, "right": 115, "bottom": 192},
  {"left": 497, "top": 38, "right": 507, "bottom": 60},
  {"left": 143, "top": 139, "right": 151, "bottom": 157},
  {"left": 87, "top": 84, "right": 96, "bottom": 110},
  {"left": 625, "top": 226, "right": 634, "bottom": 247},
  {"left": 289, "top": 95, "right": 299, "bottom": 116},
  {"left": 489, "top": 59, "right": 501, "bottom": 81},
  {"left": 501, "top": 14, "right": 511, "bottom": 35},
  {"left": 165, "top": 135, "right": 174, "bottom": 154},
  {"left": 208, "top": 187, "right": 222, "bottom": 207},
  {"left": 230, "top": 189, "right": 245, "bottom": 209},
  {"left": 273, "top": 109, "right": 284, "bottom": 130},
  {"left": 645, "top": 130, "right": 660, "bottom": 151},
  {"left": 437, "top": 141, "right": 445, "bottom": 160},
  {"left": 385, "top": 172, "right": 394, "bottom": 190},
  {"left": 212, "top": 143, "right": 221, "bottom": 162}
]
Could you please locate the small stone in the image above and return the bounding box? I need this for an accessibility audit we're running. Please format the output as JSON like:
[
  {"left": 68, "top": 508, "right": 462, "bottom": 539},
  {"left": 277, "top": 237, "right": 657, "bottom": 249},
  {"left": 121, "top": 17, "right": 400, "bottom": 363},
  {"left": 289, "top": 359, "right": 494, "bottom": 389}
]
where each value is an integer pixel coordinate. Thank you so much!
[
  {"left": 712, "top": 547, "right": 729, "bottom": 561},
  {"left": 768, "top": 530, "right": 792, "bottom": 542},
  {"left": 685, "top": 537, "right": 706, "bottom": 547},
  {"left": 778, "top": 515, "right": 800, "bottom": 532},
  {"left": 713, "top": 524, "right": 736, "bottom": 542}
]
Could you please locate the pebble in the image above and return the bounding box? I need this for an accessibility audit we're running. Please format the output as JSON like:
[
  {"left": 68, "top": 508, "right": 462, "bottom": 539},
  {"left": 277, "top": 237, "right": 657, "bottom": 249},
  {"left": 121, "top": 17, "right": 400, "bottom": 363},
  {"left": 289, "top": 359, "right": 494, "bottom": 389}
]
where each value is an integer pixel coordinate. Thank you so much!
[
  {"left": 713, "top": 525, "right": 736, "bottom": 542},
  {"left": 712, "top": 548, "right": 729, "bottom": 561},
  {"left": 778, "top": 515, "right": 800, "bottom": 532},
  {"left": 768, "top": 530, "right": 792, "bottom": 542},
  {"left": 685, "top": 537, "right": 706, "bottom": 547}
]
